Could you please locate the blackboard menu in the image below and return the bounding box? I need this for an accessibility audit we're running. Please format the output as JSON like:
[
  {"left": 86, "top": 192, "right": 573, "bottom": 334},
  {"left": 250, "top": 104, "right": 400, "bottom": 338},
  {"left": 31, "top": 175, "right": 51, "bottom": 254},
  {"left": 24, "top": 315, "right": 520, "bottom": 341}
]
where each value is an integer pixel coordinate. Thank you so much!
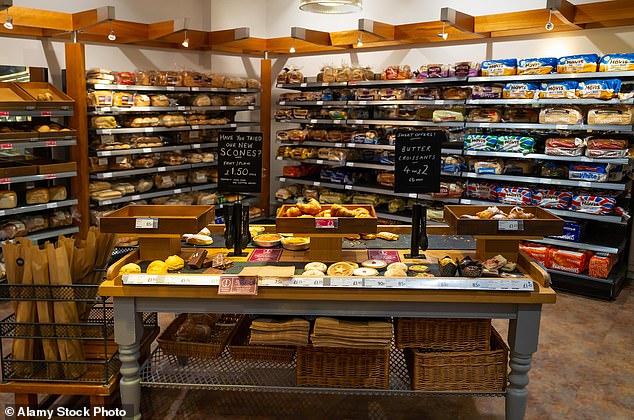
[
  {"left": 394, "top": 130, "right": 445, "bottom": 193},
  {"left": 218, "top": 132, "right": 263, "bottom": 193}
]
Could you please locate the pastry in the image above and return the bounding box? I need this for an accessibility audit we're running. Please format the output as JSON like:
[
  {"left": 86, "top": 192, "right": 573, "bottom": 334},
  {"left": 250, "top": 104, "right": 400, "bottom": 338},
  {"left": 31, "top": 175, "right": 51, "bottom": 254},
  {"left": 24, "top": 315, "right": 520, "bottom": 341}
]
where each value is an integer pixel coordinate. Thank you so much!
[
  {"left": 91, "top": 116, "right": 117, "bottom": 129},
  {"left": 192, "top": 94, "right": 211, "bottom": 107},
  {"left": 119, "top": 263, "right": 141, "bottom": 275},
  {"left": 304, "top": 262, "right": 327, "bottom": 273},
  {"left": 361, "top": 233, "right": 377, "bottom": 240},
  {"left": 409, "top": 265, "right": 429, "bottom": 273},
  {"left": 37, "top": 92, "right": 54, "bottom": 101},
  {"left": 188, "top": 249, "right": 208, "bottom": 269},
  {"left": 134, "top": 94, "right": 151, "bottom": 107},
  {"left": 384, "top": 269, "right": 407, "bottom": 277},
  {"left": 186, "top": 234, "right": 213, "bottom": 246},
  {"left": 0, "top": 191, "right": 17, "bottom": 209},
  {"left": 343, "top": 261, "right": 360, "bottom": 269},
  {"left": 165, "top": 255, "right": 185, "bottom": 271},
  {"left": 353, "top": 267, "right": 378, "bottom": 277},
  {"left": 459, "top": 256, "right": 483, "bottom": 278},
  {"left": 345, "top": 234, "right": 361, "bottom": 240},
  {"left": 377, "top": 232, "right": 399, "bottom": 241},
  {"left": 387, "top": 262, "right": 408, "bottom": 272},
  {"left": 362, "top": 259, "right": 387, "bottom": 269},
  {"left": 415, "top": 273, "right": 435, "bottom": 278},
  {"left": 150, "top": 94, "right": 170, "bottom": 107},
  {"left": 439, "top": 256, "right": 458, "bottom": 277},
  {"left": 146, "top": 260, "right": 168, "bottom": 275},
  {"left": 327, "top": 262, "right": 355, "bottom": 277},
  {"left": 296, "top": 198, "right": 322, "bottom": 215},
  {"left": 302, "top": 269, "right": 326, "bottom": 276}
]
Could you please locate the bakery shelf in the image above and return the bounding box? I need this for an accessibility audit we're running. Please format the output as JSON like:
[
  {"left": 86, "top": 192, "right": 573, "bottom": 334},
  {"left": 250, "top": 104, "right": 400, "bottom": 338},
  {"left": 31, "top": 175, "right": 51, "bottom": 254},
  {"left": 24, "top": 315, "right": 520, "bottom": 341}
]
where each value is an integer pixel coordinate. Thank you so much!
[
  {"left": 463, "top": 150, "right": 631, "bottom": 165},
  {"left": 526, "top": 237, "right": 626, "bottom": 254},
  {"left": 189, "top": 162, "right": 218, "bottom": 169},
  {"left": 93, "top": 126, "right": 191, "bottom": 135},
  {"left": 91, "top": 164, "right": 192, "bottom": 180},
  {"left": 190, "top": 87, "right": 260, "bottom": 93},
  {"left": 345, "top": 161, "right": 394, "bottom": 170},
  {"left": 346, "top": 100, "right": 465, "bottom": 106},
  {"left": 189, "top": 183, "right": 218, "bottom": 192},
  {"left": 95, "top": 144, "right": 192, "bottom": 157},
  {"left": 280, "top": 118, "right": 347, "bottom": 125},
  {"left": 278, "top": 101, "right": 348, "bottom": 106},
  {"left": 191, "top": 122, "right": 260, "bottom": 130},
  {"left": 347, "top": 77, "right": 469, "bottom": 87},
  {"left": 546, "top": 262, "right": 627, "bottom": 300},
  {"left": 276, "top": 156, "right": 344, "bottom": 166},
  {"left": 93, "top": 187, "right": 192, "bottom": 206},
  {"left": 88, "top": 106, "right": 189, "bottom": 114},
  {"left": 465, "top": 122, "right": 632, "bottom": 132},
  {"left": 374, "top": 211, "right": 413, "bottom": 223},
  {"left": 350, "top": 119, "right": 465, "bottom": 127},
  {"left": 461, "top": 172, "right": 628, "bottom": 191},
  {"left": 0, "top": 199, "right": 78, "bottom": 217},
  {"left": 0, "top": 139, "right": 77, "bottom": 150},
  {"left": 466, "top": 98, "right": 634, "bottom": 105},
  {"left": 90, "top": 84, "right": 190, "bottom": 92},
  {"left": 276, "top": 82, "right": 348, "bottom": 89},
  {"left": 0, "top": 171, "right": 77, "bottom": 185},
  {"left": 459, "top": 198, "right": 626, "bottom": 224},
  {"left": 23, "top": 226, "right": 80, "bottom": 243},
  {"left": 189, "top": 142, "right": 219, "bottom": 150},
  {"left": 468, "top": 70, "right": 634, "bottom": 83},
  {"left": 191, "top": 105, "right": 258, "bottom": 111},
  {"left": 279, "top": 141, "right": 396, "bottom": 151},
  {"left": 0, "top": 109, "right": 73, "bottom": 117}
]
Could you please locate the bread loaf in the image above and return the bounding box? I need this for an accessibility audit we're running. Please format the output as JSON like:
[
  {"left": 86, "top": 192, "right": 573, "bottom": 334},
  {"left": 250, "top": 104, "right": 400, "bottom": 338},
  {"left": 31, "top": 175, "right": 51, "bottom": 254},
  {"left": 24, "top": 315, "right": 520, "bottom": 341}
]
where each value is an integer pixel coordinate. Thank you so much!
[
  {"left": 150, "top": 95, "right": 170, "bottom": 107},
  {"left": 113, "top": 92, "right": 134, "bottom": 107},
  {"left": 22, "top": 215, "right": 48, "bottom": 232},
  {"left": 87, "top": 91, "right": 113, "bottom": 107},
  {"left": 89, "top": 181, "right": 111, "bottom": 193},
  {"left": 91, "top": 116, "right": 117, "bottom": 129},
  {"left": 26, "top": 188, "right": 49, "bottom": 204},
  {"left": 159, "top": 114, "right": 187, "bottom": 127},
  {"left": 223, "top": 77, "right": 247, "bottom": 89},
  {"left": 0, "top": 190, "right": 17, "bottom": 209},
  {"left": 208, "top": 73, "right": 225, "bottom": 88},
  {"left": 587, "top": 107, "right": 633, "bottom": 125},
  {"left": 539, "top": 107, "right": 583, "bottom": 125},
  {"left": 2, "top": 220, "right": 27, "bottom": 239},
  {"left": 48, "top": 185, "right": 67, "bottom": 201},
  {"left": 48, "top": 210, "right": 73, "bottom": 228},
  {"left": 135, "top": 178, "right": 154, "bottom": 193},
  {"left": 134, "top": 94, "right": 151, "bottom": 107}
]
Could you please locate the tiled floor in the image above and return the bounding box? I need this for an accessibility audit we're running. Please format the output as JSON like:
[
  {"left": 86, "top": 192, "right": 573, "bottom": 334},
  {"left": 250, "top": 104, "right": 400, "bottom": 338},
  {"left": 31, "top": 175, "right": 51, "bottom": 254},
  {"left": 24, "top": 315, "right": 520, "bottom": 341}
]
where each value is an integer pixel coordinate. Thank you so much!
[{"left": 1, "top": 282, "right": 633, "bottom": 419}]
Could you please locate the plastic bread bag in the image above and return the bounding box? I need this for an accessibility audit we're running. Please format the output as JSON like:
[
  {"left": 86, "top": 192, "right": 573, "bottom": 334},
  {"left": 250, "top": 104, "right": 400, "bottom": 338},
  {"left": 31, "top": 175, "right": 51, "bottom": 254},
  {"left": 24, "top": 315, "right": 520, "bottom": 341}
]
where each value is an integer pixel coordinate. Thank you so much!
[
  {"left": 557, "top": 54, "right": 599, "bottom": 73},
  {"left": 503, "top": 82, "right": 540, "bottom": 99},
  {"left": 576, "top": 79, "right": 621, "bottom": 99},
  {"left": 599, "top": 53, "right": 634, "bottom": 72},
  {"left": 481, "top": 58, "right": 517, "bottom": 76},
  {"left": 532, "top": 189, "right": 573, "bottom": 209},
  {"left": 517, "top": 57, "right": 557, "bottom": 75}
]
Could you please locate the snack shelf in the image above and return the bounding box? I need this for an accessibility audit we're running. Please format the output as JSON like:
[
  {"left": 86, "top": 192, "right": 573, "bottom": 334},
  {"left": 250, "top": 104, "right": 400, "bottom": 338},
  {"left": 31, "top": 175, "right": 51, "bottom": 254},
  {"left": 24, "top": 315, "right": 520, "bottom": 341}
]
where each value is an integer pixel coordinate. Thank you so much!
[
  {"left": 191, "top": 122, "right": 260, "bottom": 130},
  {"left": 89, "top": 106, "right": 189, "bottom": 114},
  {"left": 347, "top": 77, "right": 469, "bottom": 87},
  {"left": 463, "top": 150, "right": 631, "bottom": 165},
  {"left": 280, "top": 118, "right": 465, "bottom": 127},
  {"left": 0, "top": 139, "right": 77, "bottom": 149},
  {"left": 0, "top": 171, "right": 77, "bottom": 185},
  {"left": 276, "top": 82, "right": 348, "bottom": 89},
  {"left": 93, "top": 126, "right": 190, "bottom": 135},
  {"left": 278, "top": 101, "right": 348, "bottom": 106},
  {"left": 90, "top": 84, "right": 190, "bottom": 92},
  {"left": 279, "top": 141, "right": 396, "bottom": 151},
  {"left": 190, "top": 142, "right": 219, "bottom": 150},
  {"left": 469, "top": 70, "right": 634, "bottom": 83},
  {"left": 190, "top": 87, "right": 260, "bottom": 93},
  {"left": 466, "top": 98, "right": 634, "bottom": 105},
  {"left": 93, "top": 187, "right": 192, "bottom": 206},
  {"left": 526, "top": 237, "right": 626, "bottom": 254},
  {"left": 91, "top": 164, "right": 192, "bottom": 180},
  {"left": 0, "top": 109, "right": 73, "bottom": 116},
  {"left": 189, "top": 162, "right": 218, "bottom": 169},
  {"left": 465, "top": 122, "right": 632, "bottom": 132},
  {"left": 279, "top": 118, "right": 346, "bottom": 125},
  {"left": 276, "top": 156, "right": 342, "bottom": 166},
  {"left": 95, "top": 144, "right": 192, "bottom": 157},
  {"left": 345, "top": 161, "right": 394, "bottom": 170},
  {"left": 347, "top": 100, "right": 465, "bottom": 106},
  {"left": 461, "top": 172, "right": 628, "bottom": 191},
  {"left": 459, "top": 198, "right": 625, "bottom": 224},
  {"left": 0, "top": 199, "right": 78, "bottom": 217},
  {"left": 23, "top": 226, "right": 80, "bottom": 242},
  {"left": 191, "top": 106, "right": 258, "bottom": 111},
  {"left": 546, "top": 262, "right": 626, "bottom": 300},
  {"left": 189, "top": 183, "right": 219, "bottom": 192}
]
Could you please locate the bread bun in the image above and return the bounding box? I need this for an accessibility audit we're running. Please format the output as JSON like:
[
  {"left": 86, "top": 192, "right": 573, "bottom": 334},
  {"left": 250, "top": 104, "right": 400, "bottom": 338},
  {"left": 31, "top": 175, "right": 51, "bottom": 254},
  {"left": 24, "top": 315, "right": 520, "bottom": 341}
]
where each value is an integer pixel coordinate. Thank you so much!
[
  {"left": 119, "top": 263, "right": 141, "bottom": 275},
  {"left": 304, "top": 262, "right": 327, "bottom": 273},
  {"left": 146, "top": 260, "right": 168, "bottom": 274},
  {"left": 165, "top": 255, "right": 185, "bottom": 271},
  {"left": 386, "top": 262, "right": 408, "bottom": 272}
]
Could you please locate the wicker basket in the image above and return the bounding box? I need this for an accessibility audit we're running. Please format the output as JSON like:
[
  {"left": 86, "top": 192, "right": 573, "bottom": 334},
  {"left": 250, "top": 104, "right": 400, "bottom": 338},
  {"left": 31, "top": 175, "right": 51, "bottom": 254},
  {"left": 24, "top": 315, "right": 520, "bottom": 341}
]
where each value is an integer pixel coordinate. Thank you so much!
[
  {"left": 157, "top": 313, "right": 242, "bottom": 359},
  {"left": 228, "top": 319, "right": 296, "bottom": 364},
  {"left": 405, "top": 328, "right": 509, "bottom": 392},
  {"left": 396, "top": 318, "right": 491, "bottom": 351},
  {"left": 296, "top": 346, "right": 389, "bottom": 389}
]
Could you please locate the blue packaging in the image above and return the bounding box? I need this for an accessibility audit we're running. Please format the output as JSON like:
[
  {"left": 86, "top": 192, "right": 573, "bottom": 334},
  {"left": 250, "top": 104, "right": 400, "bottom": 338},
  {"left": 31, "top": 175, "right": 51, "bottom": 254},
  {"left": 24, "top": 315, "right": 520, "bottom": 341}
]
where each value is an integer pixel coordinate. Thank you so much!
[
  {"left": 547, "top": 220, "right": 587, "bottom": 242},
  {"left": 540, "top": 81, "right": 578, "bottom": 99},
  {"left": 599, "top": 53, "right": 634, "bottom": 72},
  {"left": 569, "top": 163, "right": 609, "bottom": 182},
  {"left": 557, "top": 54, "right": 599, "bottom": 73},
  {"left": 517, "top": 57, "right": 558, "bottom": 75},
  {"left": 576, "top": 79, "right": 621, "bottom": 99},
  {"left": 464, "top": 134, "right": 498, "bottom": 151},
  {"left": 481, "top": 58, "right": 517, "bottom": 76},
  {"left": 496, "top": 136, "right": 535, "bottom": 153},
  {"left": 502, "top": 82, "right": 540, "bottom": 99}
]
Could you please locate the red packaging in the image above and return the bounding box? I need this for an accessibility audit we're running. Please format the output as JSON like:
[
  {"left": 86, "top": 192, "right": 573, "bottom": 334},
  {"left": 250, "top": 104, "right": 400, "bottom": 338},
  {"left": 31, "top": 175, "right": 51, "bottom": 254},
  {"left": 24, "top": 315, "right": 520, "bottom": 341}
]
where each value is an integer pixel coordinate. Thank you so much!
[
  {"left": 496, "top": 186, "right": 532, "bottom": 205},
  {"left": 117, "top": 72, "right": 135, "bottom": 85},
  {"left": 282, "top": 165, "right": 307, "bottom": 178},
  {"left": 588, "top": 254, "right": 617, "bottom": 279},
  {"left": 466, "top": 181, "right": 497, "bottom": 201},
  {"left": 520, "top": 242, "right": 551, "bottom": 267},
  {"left": 571, "top": 195, "right": 616, "bottom": 215},
  {"left": 532, "top": 189, "right": 572, "bottom": 209},
  {"left": 549, "top": 248, "right": 593, "bottom": 274}
]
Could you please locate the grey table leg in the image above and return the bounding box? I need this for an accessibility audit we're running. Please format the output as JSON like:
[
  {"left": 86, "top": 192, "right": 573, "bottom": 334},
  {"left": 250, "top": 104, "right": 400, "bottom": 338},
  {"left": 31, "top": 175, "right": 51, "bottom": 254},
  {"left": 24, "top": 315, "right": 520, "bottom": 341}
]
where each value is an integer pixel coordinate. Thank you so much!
[
  {"left": 114, "top": 297, "right": 143, "bottom": 420},
  {"left": 506, "top": 304, "right": 542, "bottom": 420}
]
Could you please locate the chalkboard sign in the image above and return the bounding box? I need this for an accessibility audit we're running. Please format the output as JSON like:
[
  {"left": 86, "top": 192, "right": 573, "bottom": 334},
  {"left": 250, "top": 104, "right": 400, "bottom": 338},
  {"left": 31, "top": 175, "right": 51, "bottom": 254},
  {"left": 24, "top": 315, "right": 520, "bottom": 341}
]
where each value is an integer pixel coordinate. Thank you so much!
[
  {"left": 394, "top": 130, "right": 445, "bottom": 193},
  {"left": 218, "top": 132, "right": 263, "bottom": 193}
]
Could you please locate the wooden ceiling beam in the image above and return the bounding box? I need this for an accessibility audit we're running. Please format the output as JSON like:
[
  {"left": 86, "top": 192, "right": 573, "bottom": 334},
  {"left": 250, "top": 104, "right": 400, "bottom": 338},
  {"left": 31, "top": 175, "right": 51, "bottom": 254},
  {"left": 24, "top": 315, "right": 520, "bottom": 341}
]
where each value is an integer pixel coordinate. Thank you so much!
[
  {"left": 147, "top": 18, "right": 186, "bottom": 40},
  {"left": 291, "top": 27, "right": 332, "bottom": 46},
  {"left": 547, "top": 0, "right": 584, "bottom": 30},
  {"left": 440, "top": 7, "right": 486, "bottom": 37},
  {"left": 358, "top": 19, "right": 395, "bottom": 40},
  {"left": 574, "top": 0, "right": 634, "bottom": 24},
  {"left": 474, "top": 9, "right": 551, "bottom": 33},
  {"left": 6, "top": 6, "right": 72, "bottom": 31},
  {"left": 71, "top": 6, "right": 114, "bottom": 31},
  {"left": 207, "top": 27, "right": 249, "bottom": 45}
]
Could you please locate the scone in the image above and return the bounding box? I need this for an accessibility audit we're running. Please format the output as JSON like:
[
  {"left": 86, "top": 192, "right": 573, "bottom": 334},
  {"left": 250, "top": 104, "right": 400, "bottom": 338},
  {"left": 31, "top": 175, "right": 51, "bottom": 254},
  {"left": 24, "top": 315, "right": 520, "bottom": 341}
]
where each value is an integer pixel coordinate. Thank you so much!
[
  {"left": 302, "top": 269, "right": 325, "bottom": 276},
  {"left": 387, "top": 262, "right": 408, "bottom": 272},
  {"left": 384, "top": 268, "right": 407, "bottom": 277},
  {"left": 165, "top": 255, "right": 185, "bottom": 271},
  {"left": 304, "top": 262, "right": 327, "bottom": 273},
  {"left": 119, "top": 263, "right": 141, "bottom": 275},
  {"left": 146, "top": 260, "right": 168, "bottom": 274}
]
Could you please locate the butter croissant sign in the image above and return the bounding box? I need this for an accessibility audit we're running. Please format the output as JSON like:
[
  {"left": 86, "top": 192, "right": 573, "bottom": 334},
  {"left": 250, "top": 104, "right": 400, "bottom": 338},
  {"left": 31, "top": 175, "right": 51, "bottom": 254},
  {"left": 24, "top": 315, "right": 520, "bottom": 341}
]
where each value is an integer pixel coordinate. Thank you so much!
[
  {"left": 218, "top": 132, "right": 263, "bottom": 193},
  {"left": 394, "top": 130, "right": 445, "bottom": 193}
]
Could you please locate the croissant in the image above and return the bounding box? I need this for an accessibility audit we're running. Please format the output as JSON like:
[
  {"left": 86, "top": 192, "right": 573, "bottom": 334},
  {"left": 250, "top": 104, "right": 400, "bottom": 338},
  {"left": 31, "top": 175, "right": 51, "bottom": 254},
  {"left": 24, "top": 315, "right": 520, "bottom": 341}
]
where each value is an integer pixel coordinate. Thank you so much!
[
  {"left": 297, "top": 198, "right": 322, "bottom": 215},
  {"left": 316, "top": 210, "right": 332, "bottom": 218},
  {"left": 476, "top": 206, "right": 502, "bottom": 219},
  {"left": 508, "top": 207, "right": 535, "bottom": 219},
  {"left": 352, "top": 208, "right": 370, "bottom": 217},
  {"left": 330, "top": 204, "right": 355, "bottom": 217}
]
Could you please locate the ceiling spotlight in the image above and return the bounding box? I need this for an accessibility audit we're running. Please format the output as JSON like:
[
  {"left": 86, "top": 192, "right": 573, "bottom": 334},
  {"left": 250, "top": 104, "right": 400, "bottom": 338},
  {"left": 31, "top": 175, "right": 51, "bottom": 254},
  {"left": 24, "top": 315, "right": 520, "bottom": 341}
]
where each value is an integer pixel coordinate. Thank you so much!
[
  {"left": 545, "top": 9, "right": 554, "bottom": 31},
  {"left": 438, "top": 22, "right": 448, "bottom": 40},
  {"left": 356, "top": 33, "right": 363, "bottom": 47},
  {"left": 182, "top": 30, "right": 190, "bottom": 48},
  {"left": 289, "top": 38, "right": 296, "bottom": 53},
  {"left": 299, "top": 0, "right": 362, "bottom": 14},
  {"left": 107, "top": 30, "right": 116, "bottom": 41},
  {"left": 3, "top": 10, "right": 13, "bottom": 30}
]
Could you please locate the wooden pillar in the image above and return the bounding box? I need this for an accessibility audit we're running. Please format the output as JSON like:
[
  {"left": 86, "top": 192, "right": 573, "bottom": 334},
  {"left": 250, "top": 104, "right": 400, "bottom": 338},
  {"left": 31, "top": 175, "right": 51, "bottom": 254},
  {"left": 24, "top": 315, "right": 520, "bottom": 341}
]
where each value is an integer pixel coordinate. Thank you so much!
[
  {"left": 64, "top": 42, "right": 90, "bottom": 238},
  {"left": 260, "top": 57, "right": 272, "bottom": 217}
]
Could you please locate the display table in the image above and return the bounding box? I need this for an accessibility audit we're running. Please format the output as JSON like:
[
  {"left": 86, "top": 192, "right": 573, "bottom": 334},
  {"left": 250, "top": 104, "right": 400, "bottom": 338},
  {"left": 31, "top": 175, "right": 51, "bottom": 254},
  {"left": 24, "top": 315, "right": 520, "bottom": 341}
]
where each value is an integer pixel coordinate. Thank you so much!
[{"left": 99, "top": 248, "right": 556, "bottom": 420}]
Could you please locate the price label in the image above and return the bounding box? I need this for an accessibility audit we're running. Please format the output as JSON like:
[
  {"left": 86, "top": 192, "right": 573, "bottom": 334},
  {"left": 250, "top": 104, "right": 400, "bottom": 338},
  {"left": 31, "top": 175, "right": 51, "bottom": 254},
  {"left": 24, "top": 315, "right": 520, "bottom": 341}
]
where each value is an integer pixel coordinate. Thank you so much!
[
  {"left": 191, "top": 87, "right": 200, "bottom": 91},
  {"left": 101, "top": 129, "right": 112, "bottom": 135},
  {"left": 555, "top": 124, "right": 568, "bottom": 130},
  {"left": 408, "top": 193, "right": 418, "bottom": 198},
  {"left": 314, "top": 181, "right": 321, "bottom": 186},
  {"left": 142, "top": 148, "right": 152, "bottom": 153},
  {"left": 260, "top": 277, "right": 286, "bottom": 286},
  {"left": 334, "top": 143, "right": 343, "bottom": 148},
  {"left": 46, "top": 203, "right": 57, "bottom": 209},
  {"left": 498, "top": 220, "right": 524, "bottom": 231},
  {"left": 0, "top": 210, "right": 5, "bottom": 216},
  {"left": 191, "top": 125, "right": 200, "bottom": 130},
  {"left": 130, "top": 195, "right": 141, "bottom": 200},
  {"left": 279, "top": 177, "right": 286, "bottom": 182},
  {"left": 578, "top": 181, "right": 592, "bottom": 187},
  {"left": 479, "top": 123, "right": 491, "bottom": 128},
  {"left": 189, "top": 131, "right": 200, "bottom": 139},
  {"left": 101, "top": 200, "right": 112, "bottom": 205},
  {"left": 158, "top": 166, "right": 167, "bottom": 172},
  {"left": 218, "top": 275, "right": 258, "bottom": 295},
  {"left": 0, "top": 111, "right": 9, "bottom": 116},
  {"left": 358, "top": 101, "right": 367, "bottom": 105},
  {"left": 316, "top": 101, "right": 324, "bottom": 105},
  {"left": 310, "top": 119, "right": 318, "bottom": 124},
  {"left": 1, "top": 143, "right": 13, "bottom": 149},
  {"left": 173, "top": 188, "right": 183, "bottom": 194},
  {"left": 291, "top": 277, "right": 324, "bottom": 287},
  {"left": 44, "top": 174, "right": 57, "bottom": 179},
  {"left": 45, "top": 141, "right": 57, "bottom": 147},
  {"left": 315, "top": 218, "right": 338, "bottom": 229},
  {"left": 230, "top": 124, "right": 237, "bottom": 128},
  {"left": 365, "top": 278, "right": 386, "bottom": 288},
  {"left": 166, "top": 86, "right": 175, "bottom": 91},
  {"left": 143, "top": 127, "right": 154, "bottom": 133},
  {"left": 177, "top": 106, "right": 186, "bottom": 111},
  {"left": 385, "top": 278, "right": 407, "bottom": 288},
  {"left": 101, "top": 135, "right": 115, "bottom": 143},
  {"left": 344, "top": 184, "right": 352, "bottom": 190},
  {"left": 40, "top": 111, "right": 52, "bottom": 117},
  {"left": 347, "top": 162, "right": 355, "bottom": 167},
  {"left": 330, "top": 277, "right": 361, "bottom": 287},
  {"left": 240, "top": 88, "right": 248, "bottom": 92},
  {"left": 0, "top": 178, "right": 10, "bottom": 184},
  {"left": 315, "top": 160, "right": 324, "bottom": 164},
  {"left": 279, "top": 101, "right": 286, "bottom": 105},
  {"left": 300, "top": 83, "right": 308, "bottom": 87},
  {"left": 135, "top": 218, "right": 158, "bottom": 229},
  {"left": 220, "top": 106, "right": 227, "bottom": 110}
]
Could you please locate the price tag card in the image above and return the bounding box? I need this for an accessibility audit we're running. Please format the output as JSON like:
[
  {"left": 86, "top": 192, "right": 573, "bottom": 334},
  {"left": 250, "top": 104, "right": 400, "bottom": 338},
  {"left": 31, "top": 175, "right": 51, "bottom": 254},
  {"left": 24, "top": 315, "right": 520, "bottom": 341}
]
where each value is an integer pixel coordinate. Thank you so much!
[
  {"left": 367, "top": 250, "right": 401, "bottom": 263},
  {"left": 0, "top": 178, "right": 11, "bottom": 184},
  {"left": 44, "top": 174, "right": 57, "bottom": 179},
  {"left": 364, "top": 278, "right": 386, "bottom": 288},
  {"left": 123, "top": 274, "right": 218, "bottom": 286},
  {"left": 46, "top": 203, "right": 57, "bottom": 209},
  {"left": 135, "top": 218, "right": 158, "bottom": 229},
  {"left": 0, "top": 210, "right": 5, "bottom": 216},
  {"left": 142, "top": 148, "right": 152, "bottom": 153},
  {"left": 45, "top": 141, "right": 57, "bottom": 147},
  {"left": 100, "top": 173, "right": 113, "bottom": 179},
  {"left": 189, "top": 131, "right": 200, "bottom": 139},
  {"left": 344, "top": 184, "right": 353, "bottom": 190},
  {"left": 315, "top": 218, "right": 338, "bottom": 229},
  {"left": 0, "top": 143, "right": 13, "bottom": 149},
  {"left": 40, "top": 111, "right": 52, "bottom": 117},
  {"left": 316, "top": 101, "right": 324, "bottom": 105},
  {"left": 247, "top": 248, "right": 283, "bottom": 262},
  {"left": 384, "top": 278, "right": 408, "bottom": 288},
  {"left": 166, "top": 86, "right": 175, "bottom": 91},
  {"left": 290, "top": 277, "right": 324, "bottom": 287},
  {"left": 101, "top": 134, "right": 115, "bottom": 143},
  {"left": 0, "top": 111, "right": 8, "bottom": 116},
  {"left": 556, "top": 124, "right": 568, "bottom": 130},
  {"left": 498, "top": 220, "right": 524, "bottom": 231},
  {"left": 260, "top": 277, "right": 287, "bottom": 287},
  {"left": 130, "top": 195, "right": 142, "bottom": 201},
  {"left": 218, "top": 275, "right": 258, "bottom": 295},
  {"left": 578, "top": 181, "right": 592, "bottom": 187},
  {"left": 177, "top": 106, "right": 186, "bottom": 111},
  {"left": 329, "top": 277, "right": 362, "bottom": 287},
  {"left": 157, "top": 166, "right": 167, "bottom": 172}
]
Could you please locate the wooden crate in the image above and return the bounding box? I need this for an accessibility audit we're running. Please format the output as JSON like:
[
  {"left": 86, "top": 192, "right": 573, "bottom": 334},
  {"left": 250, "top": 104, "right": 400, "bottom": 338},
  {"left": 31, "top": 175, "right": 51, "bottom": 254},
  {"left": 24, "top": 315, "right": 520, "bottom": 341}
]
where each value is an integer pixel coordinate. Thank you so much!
[
  {"left": 99, "top": 204, "right": 213, "bottom": 235},
  {"left": 0, "top": 161, "right": 37, "bottom": 177},
  {"left": 276, "top": 204, "right": 377, "bottom": 234},
  {"left": 0, "top": 82, "right": 36, "bottom": 108},
  {"left": 444, "top": 205, "right": 564, "bottom": 236},
  {"left": 15, "top": 82, "right": 74, "bottom": 109}
]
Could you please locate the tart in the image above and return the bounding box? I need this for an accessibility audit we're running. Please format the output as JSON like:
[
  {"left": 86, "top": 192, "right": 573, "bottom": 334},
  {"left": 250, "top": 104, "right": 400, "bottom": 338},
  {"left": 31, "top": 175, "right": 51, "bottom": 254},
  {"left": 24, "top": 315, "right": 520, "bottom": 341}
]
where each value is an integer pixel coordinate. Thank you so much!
[
  {"left": 409, "top": 264, "right": 429, "bottom": 273},
  {"left": 415, "top": 272, "right": 435, "bottom": 278},
  {"left": 353, "top": 267, "right": 378, "bottom": 277},
  {"left": 384, "top": 268, "right": 407, "bottom": 277},
  {"left": 327, "top": 262, "right": 355, "bottom": 276},
  {"left": 362, "top": 259, "right": 387, "bottom": 269},
  {"left": 302, "top": 269, "right": 325, "bottom": 276},
  {"left": 304, "top": 262, "right": 327, "bottom": 273},
  {"left": 387, "top": 262, "right": 408, "bottom": 272}
]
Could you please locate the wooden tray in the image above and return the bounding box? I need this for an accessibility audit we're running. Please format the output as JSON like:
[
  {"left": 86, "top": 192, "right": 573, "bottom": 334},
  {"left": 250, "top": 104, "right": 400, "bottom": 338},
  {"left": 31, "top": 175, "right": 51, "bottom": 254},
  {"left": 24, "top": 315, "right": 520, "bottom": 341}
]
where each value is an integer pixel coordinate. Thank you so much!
[
  {"left": 276, "top": 204, "right": 377, "bottom": 234},
  {"left": 0, "top": 161, "right": 38, "bottom": 177},
  {"left": 0, "top": 129, "right": 38, "bottom": 142},
  {"left": 37, "top": 128, "right": 77, "bottom": 140},
  {"left": 99, "top": 204, "right": 214, "bottom": 235},
  {"left": 36, "top": 160, "right": 77, "bottom": 174},
  {"left": 444, "top": 205, "right": 564, "bottom": 236},
  {"left": 15, "top": 82, "right": 74, "bottom": 109},
  {"left": 0, "top": 82, "right": 36, "bottom": 108}
]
